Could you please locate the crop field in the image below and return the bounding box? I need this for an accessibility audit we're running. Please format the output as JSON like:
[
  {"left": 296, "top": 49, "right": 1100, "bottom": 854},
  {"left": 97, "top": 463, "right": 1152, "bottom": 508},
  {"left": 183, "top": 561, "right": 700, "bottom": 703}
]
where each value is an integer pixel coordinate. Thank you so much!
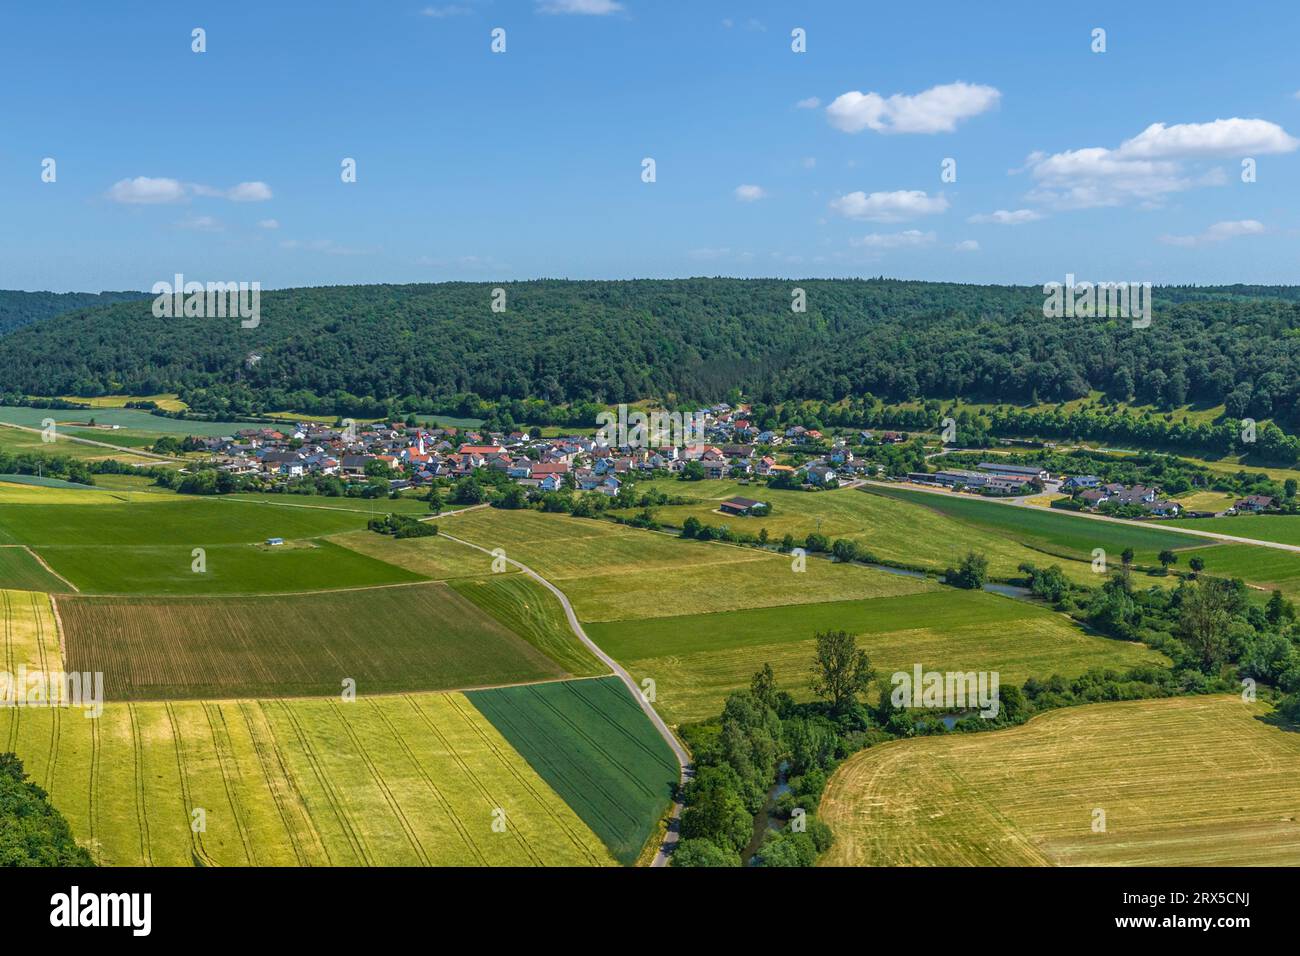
[
  {"left": 54, "top": 393, "right": 189, "bottom": 412},
  {"left": 864, "top": 485, "right": 1214, "bottom": 563},
  {"left": 1168, "top": 513, "right": 1300, "bottom": 547},
  {"left": 0, "top": 546, "right": 71, "bottom": 592},
  {"left": 449, "top": 575, "right": 606, "bottom": 677},
  {"left": 818, "top": 695, "right": 1300, "bottom": 866},
  {"left": 467, "top": 677, "right": 679, "bottom": 865},
  {"left": 437, "top": 508, "right": 931, "bottom": 621},
  {"left": 1, "top": 588, "right": 60, "bottom": 675},
  {"left": 587, "top": 589, "right": 1165, "bottom": 723},
  {"left": 59, "top": 581, "right": 572, "bottom": 699},
  {"left": 0, "top": 692, "right": 614, "bottom": 866},
  {"left": 628, "top": 480, "right": 1122, "bottom": 586}
]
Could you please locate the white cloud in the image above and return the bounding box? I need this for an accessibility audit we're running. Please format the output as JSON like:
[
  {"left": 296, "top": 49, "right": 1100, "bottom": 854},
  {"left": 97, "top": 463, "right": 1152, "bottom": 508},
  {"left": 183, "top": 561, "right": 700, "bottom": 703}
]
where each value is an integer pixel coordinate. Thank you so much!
[
  {"left": 107, "top": 176, "right": 274, "bottom": 205},
  {"left": 829, "top": 189, "right": 948, "bottom": 222},
  {"left": 851, "top": 230, "right": 935, "bottom": 249},
  {"left": 734, "top": 184, "right": 767, "bottom": 202},
  {"left": 1159, "top": 219, "right": 1265, "bottom": 247},
  {"left": 796, "top": 97, "right": 820, "bottom": 110},
  {"left": 107, "top": 176, "right": 186, "bottom": 204},
  {"left": 258, "top": 219, "right": 280, "bottom": 230},
  {"left": 537, "top": 0, "right": 622, "bottom": 14},
  {"left": 1118, "top": 119, "right": 1298, "bottom": 159},
  {"left": 1022, "top": 117, "right": 1297, "bottom": 208},
  {"left": 967, "top": 208, "right": 1043, "bottom": 225},
  {"left": 825, "top": 81, "right": 1000, "bottom": 134},
  {"left": 227, "top": 181, "right": 273, "bottom": 202},
  {"left": 420, "top": 5, "right": 471, "bottom": 16},
  {"left": 954, "top": 239, "right": 980, "bottom": 252}
]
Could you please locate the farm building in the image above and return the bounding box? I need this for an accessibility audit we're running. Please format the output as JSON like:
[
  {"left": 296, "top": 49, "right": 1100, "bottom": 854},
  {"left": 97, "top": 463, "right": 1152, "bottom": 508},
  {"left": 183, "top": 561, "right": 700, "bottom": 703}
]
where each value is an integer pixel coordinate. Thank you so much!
[{"left": 719, "top": 496, "right": 767, "bottom": 516}]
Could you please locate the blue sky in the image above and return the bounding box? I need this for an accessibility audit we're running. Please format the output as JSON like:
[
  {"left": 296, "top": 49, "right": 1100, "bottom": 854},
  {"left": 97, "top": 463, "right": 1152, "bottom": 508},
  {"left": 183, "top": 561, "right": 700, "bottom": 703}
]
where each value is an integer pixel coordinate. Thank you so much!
[{"left": 1, "top": 0, "right": 1298, "bottom": 291}]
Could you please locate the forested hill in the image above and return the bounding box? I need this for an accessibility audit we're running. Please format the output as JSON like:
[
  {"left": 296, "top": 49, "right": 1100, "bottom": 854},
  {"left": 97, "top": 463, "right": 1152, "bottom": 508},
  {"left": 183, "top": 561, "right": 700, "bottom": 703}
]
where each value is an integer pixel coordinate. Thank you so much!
[
  {"left": 1, "top": 279, "right": 1297, "bottom": 428},
  {"left": 0, "top": 289, "right": 150, "bottom": 336}
]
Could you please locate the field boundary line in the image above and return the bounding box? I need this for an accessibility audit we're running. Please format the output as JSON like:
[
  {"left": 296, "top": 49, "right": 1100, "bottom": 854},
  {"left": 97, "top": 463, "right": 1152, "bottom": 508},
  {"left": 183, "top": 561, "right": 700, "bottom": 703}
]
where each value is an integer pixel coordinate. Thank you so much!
[
  {"left": 446, "top": 694, "right": 604, "bottom": 867},
  {"left": 23, "top": 546, "right": 79, "bottom": 592},
  {"left": 438, "top": 530, "right": 691, "bottom": 867},
  {"left": 403, "top": 693, "right": 544, "bottom": 866}
]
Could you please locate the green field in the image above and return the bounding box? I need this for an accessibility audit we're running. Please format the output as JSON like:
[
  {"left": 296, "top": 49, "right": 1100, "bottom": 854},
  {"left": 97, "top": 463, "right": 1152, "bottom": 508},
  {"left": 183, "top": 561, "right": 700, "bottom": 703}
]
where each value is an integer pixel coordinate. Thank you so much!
[
  {"left": 0, "top": 693, "right": 615, "bottom": 866},
  {"left": 1168, "top": 513, "right": 1300, "bottom": 546},
  {"left": 819, "top": 695, "right": 1300, "bottom": 866},
  {"left": 626, "top": 480, "right": 1134, "bottom": 587},
  {"left": 0, "top": 404, "right": 244, "bottom": 436},
  {"left": 864, "top": 485, "right": 1214, "bottom": 564},
  {"left": 0, "top": 494, "right": 429, "bottom": 594},
  {"left": 438, "top": 508, "right": 932, "bottom": 622},
  {"left": 467, "top": 677, "right": 679, "bottom": 865},
  {"left": 0, "top": 547, "right": 69, "bottom": 592},
  {"left": 59, "top": 581, "right": 576, "bottom": 699},
  {"left": 1183, "top": 544, "right": 1300, "bottom": 600},
  {"left": 586, "top": 589, "right": 1165, "bottom": 723}
]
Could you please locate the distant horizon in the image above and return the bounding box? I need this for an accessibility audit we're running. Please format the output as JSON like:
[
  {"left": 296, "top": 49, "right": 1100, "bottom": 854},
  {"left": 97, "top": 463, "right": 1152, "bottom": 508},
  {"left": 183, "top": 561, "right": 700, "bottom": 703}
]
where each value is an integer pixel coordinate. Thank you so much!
[{"left": 9, "top": 275, "right": 1300, "bottom": 296}]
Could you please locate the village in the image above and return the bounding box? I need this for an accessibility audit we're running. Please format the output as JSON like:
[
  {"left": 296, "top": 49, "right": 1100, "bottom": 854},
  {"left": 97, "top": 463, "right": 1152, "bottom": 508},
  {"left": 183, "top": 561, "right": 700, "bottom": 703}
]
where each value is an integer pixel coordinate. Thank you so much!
[{"left": 189, "top": 402, "right": 1281, "bottom": 521}]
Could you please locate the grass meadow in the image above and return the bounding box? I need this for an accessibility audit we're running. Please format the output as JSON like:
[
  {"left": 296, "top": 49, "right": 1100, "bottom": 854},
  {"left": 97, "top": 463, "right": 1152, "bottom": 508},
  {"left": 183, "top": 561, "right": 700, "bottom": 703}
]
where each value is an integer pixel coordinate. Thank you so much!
[{"left": 586, "top": 589, "right": 1165, "bottom": 724}]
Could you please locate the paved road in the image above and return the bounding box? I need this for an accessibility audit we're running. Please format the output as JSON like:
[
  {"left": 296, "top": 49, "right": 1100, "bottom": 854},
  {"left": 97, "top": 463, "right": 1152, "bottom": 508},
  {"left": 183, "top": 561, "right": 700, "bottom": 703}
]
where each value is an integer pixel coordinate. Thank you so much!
[
  {"left": 860, "top": 479, "right": 1300, "bottom": 554},
  {"left": 438, "top": 530, "right": 693, "bottom": 868}
]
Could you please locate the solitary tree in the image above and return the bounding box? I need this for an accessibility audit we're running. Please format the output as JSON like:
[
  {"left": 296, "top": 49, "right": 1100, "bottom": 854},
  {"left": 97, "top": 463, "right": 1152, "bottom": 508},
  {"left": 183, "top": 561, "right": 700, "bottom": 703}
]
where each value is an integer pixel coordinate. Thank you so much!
[
  {"left": 1158, "top": 550, "right": 1177, "bottom": 574},
  {"left": 1188, "top": 555, "right": 1205, "bottom": 578},
  {"left": 1179, "top": 580, "right": 1234, "bottom": 672},
  {"left": 809, "top": 630, "right": 874, "bottom": 714}
]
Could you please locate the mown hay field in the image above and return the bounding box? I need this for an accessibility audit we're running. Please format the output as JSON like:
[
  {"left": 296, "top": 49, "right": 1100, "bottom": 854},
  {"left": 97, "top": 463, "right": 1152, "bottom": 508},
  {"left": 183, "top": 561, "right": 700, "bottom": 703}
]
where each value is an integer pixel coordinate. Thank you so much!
[
  {"left": 467, "top": 676, "right": 679, "bottom": 865},
  {"left": 587, "top": 590, "right": 1165, "bottom": 724},
  {"left": 818, "top": 695, "right": 1300, "bottom": 866},
  {"left": 58, "top": 581, "right": 572, "bottom": 700},
  {"left": 0, "top": 692, "right": 615, "bottom": 866}
]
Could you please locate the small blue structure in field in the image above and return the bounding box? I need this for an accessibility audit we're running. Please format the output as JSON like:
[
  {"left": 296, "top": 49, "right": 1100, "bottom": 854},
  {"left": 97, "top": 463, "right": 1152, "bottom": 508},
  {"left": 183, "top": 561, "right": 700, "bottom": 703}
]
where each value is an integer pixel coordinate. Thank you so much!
[{"left": 266, "top": 537, "right": 284, "bottom": 546}]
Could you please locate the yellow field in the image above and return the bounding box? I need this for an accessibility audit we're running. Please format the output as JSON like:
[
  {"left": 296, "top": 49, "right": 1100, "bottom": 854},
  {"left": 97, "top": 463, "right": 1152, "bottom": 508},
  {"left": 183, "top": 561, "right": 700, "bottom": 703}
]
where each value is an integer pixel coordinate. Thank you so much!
[
  {"left": 55, "top": 394, "right": 189, "bottom": 412},
  {"left": 0, "top": 693, "right": 616, "bottom": 866},
  {"left": 0, "top": 589, "right": 613, "bottom": 866},
  {"left": 819, "top": 695, "right": 1300, "bottom": 866}
]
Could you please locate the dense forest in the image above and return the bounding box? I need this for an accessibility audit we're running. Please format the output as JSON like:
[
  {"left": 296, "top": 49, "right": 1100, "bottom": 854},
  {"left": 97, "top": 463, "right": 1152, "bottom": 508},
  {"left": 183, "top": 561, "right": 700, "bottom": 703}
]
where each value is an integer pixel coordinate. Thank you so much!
[
  {"left": 1, "top": 280, "right": 1297, "bottom": 431},
  {"left": 0, "top": 289, "right": 149, "bottom": 337}
]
